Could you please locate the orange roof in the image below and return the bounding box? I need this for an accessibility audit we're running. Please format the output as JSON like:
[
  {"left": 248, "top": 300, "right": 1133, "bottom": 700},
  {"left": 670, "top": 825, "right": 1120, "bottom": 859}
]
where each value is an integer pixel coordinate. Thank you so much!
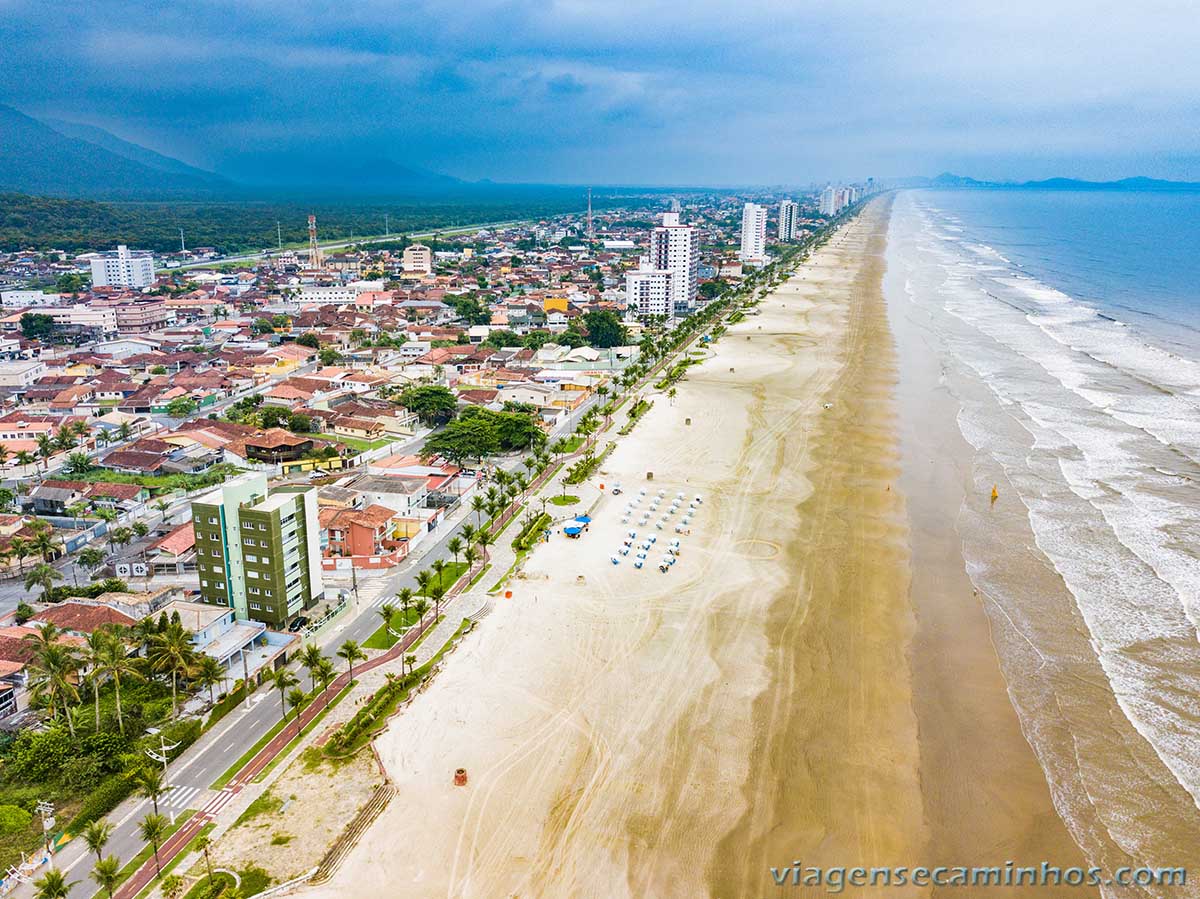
[{"left": 150, "top": 521, "right": 195, "bottom": 557}]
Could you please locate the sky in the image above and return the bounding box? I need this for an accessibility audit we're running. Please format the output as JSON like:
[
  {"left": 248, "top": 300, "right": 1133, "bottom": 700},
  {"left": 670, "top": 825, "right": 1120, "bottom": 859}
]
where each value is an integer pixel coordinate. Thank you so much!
[{"left": 2, "top": 0, "right": 1199, "bottom": 186}]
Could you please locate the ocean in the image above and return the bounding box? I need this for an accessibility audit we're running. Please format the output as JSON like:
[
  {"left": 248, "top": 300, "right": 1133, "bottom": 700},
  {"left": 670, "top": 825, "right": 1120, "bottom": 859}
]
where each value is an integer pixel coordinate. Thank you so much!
[{"left": 886, "top": 189, "right": 1200, "bottom": 896}]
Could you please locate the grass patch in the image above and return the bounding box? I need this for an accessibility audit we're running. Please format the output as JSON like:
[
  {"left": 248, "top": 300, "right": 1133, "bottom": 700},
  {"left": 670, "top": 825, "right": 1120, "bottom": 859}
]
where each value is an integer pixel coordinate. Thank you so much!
[
  {"left": 618, "top": 399, "right": 652, "bottom": 436},
  {"left": 270, "top": 832, "right": 292, "bottom": 845},
  {"left": 234, "top": 789, "right": 283, "bottom": 826},
  {"left": 363, "top": 605, "right": 425, "bottom": 650},
  {"left": 294, "top": 432, "right": 392, "bottom": 453},
  {"left": 239, "top": 864, "right": 272, "bottom": 896},
  {"left": 548, "top": 494, "right": 579, "bottom": 506},
  {"left": 559, "top": 434, "right": 584, "bottom": 453},
  {"left": 512, "top": 512, "right": 551, "bottom": 552},
  {"left": 182, "top": 870, "right": 235, "bottom": 899},
  {"left": 130, "top": 822, "right": 217, "bottom": 898}
]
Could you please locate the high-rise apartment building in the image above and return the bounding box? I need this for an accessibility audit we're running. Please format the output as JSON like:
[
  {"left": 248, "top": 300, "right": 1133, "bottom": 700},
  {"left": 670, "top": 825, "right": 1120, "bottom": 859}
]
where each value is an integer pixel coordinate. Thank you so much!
[
  {"left": 739, "top": 203, "right": 768, "bottom": 263},
  {"left": 191, "top": 474, "right": 325, "bottom": 629},
  {"left": 647, "top": 212, "right": 699, "bottom": 315},
  {"left": 625, "top": 262, "right": 673, "bottom": 319},
  {"left": 402, "top": 243, "right": 433, "bottom": 274},
  {"left": 90, "top": 245, "right": 156, "bottom": 289},
  {"left": 819, "top": 186, "right": 838, "bottom": 216},
  {"left": 778, "top": 199, "right": 800, "bottom": 241}
]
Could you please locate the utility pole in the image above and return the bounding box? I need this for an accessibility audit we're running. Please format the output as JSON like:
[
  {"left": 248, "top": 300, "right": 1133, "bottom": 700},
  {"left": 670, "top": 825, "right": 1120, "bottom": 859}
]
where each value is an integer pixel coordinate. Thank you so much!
[
  {"left": 179, "top": 227, "right": 185, "bottom": 253},
  {"left": 277, "top": 221, "right": 283, "bottom": 251},
  {"left": 385, "top": 214, "right": 390, "bottom": 237}
]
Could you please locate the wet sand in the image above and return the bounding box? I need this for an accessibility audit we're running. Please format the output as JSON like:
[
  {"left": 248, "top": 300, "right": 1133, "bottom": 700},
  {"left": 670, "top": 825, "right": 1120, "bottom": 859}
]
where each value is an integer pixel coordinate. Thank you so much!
[{"left": 298, "top": 197, "right": 1083, "bottom": 898}]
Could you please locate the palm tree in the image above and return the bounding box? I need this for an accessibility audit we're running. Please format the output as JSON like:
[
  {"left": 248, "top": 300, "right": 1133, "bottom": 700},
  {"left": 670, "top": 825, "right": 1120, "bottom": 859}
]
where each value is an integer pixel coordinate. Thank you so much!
[
  {"left": 287, "top": 687, "right": 306, "bottom": 731},
  {"left": 33, "top": 868, "right": 77, "bottom": 899},
  {"left": 90, "top": 855, "right": 122, "bottom": 899},
  {"left": 447, "top": 536, "right": 463, "bottom": 569},
  {"left": 430, "top": 583, "right": 447, "bottom": 620},
  {"left": 132, "top": 521, "right": 150, "bottom": 539},
  {"left": 413, "top": 598, "right": 430, "bottom": 628},
  {"left": 396, "top": 586, "right": 413, "bottom": 621},
  {"left": 463, "top": 545, "right": 479, "bottom": 570},
  {"left": 64, "top": 452, "right": 92, "bottom": 476},
  {"left": 337, "top": 639, "right": 365, "bottom": 681},
  {"left": 118, "top": 421, "right": 133, "bottom": 441},
  {"left": 66, "top": 502, "right": 87, "bottom": 530},
  {"left": 138, "top": 812, "right": 170, "bottom": 877},
  {"left": 15, "top": 449, "right": 36, "bottom": 472},
  {"left": 24, "top": 630, "right": 80, "bottom": 732},
  {"left": 299, "top": 643, "right": 324, "bottom": 692},
  {"left": 135, "top": 766, "right": 166, "bottom": 815},
  {"left": 149, "top": 623, "right": 196, "bottom": 716},
  {"left": 98, "top": 633, "right": 142, "bottom": 734},
  {"left": 24, "top": 562, "right": 63, "bottom": 602},
  {"left": 194, "top": 654, "right": 225, "bottom": 706},
  {"left": 0, "top": 443, "right": 7, "bottom": 467},
  {"left": 431, "top": 559, "right": 447, "bottom": 590},
  {"left": 313, "top": 657, "right": 336, "bottom": 706},
  {"left": 9, "top": 536, "right": 29, "bottom": 574},
  {"left": 195, "top": 834, "right": 215, "bottom": 885},
  {"left": 154, "top": 499, "right": 170, "bottom": 523},
  {"left": 271, "top": 667, "right": 299, "bottom": 722},
  {"left": 109, "top": 526, "right": 133, "bottom": 553},
  {"left": 476, "top": 528, "right": 494, "bottom": 560},
  {"left": 377, "top": 602, "right": 398, "bottom": 637},
  {"left": 415, "top": 570, "right": 431, "bottom": 602},
  {"left": 404, "top": 654, "right": 417, "bottom": 677},
  {"left": 81, "top": 819, "right": 114, "bottom": 862},
  {"left": 460, "top": 523, "right": 477, "bottom": 546},
  {"left": 35, "top": 433, "right": 55, "bottom": 472},
  {"left": 470, "top": 494, "right": 486, "bottom": 524},
  {"left": 79, "top": 546, "right": 106, "bottom": 572},
  {"left": 161, "top": 874, "right": 185, "bottom": 899},
  {"left": 30, "top": 528, "right": 60, "bottom": 562},
  {"left": 83, "top": 630, "right": 113, "bottom": 730}
]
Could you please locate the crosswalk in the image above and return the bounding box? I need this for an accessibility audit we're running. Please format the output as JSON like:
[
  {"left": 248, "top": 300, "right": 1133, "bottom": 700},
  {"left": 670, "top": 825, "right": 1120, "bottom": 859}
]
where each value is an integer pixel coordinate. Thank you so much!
[
  {"left": 161, "top": 784, "right": 202, "bottom": 810},
  {"left": 201, "top": 788, "right": 236, "bottom": 819}
]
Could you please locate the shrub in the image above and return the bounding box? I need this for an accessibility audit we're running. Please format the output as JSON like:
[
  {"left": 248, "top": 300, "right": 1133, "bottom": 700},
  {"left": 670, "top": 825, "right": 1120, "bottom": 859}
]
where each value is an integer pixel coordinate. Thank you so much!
[
  {"left": 65, "top": 773, "right": 135, "bottom": 832},
  {"left": 0, "top": 805, "right": 32, "bottom": 834}
]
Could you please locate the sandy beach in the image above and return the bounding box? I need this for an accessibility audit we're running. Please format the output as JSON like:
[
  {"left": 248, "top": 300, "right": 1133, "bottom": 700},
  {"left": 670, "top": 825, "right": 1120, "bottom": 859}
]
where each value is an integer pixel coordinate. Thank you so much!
[{"left": 297, "top": 197, "right": 1084, "bottom": 898}]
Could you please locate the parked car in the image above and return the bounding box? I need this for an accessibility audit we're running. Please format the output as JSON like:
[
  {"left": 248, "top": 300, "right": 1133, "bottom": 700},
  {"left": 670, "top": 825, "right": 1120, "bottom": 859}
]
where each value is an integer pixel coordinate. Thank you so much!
[{"left": 288, "top": 616, "right": 310, "bottom": 632}]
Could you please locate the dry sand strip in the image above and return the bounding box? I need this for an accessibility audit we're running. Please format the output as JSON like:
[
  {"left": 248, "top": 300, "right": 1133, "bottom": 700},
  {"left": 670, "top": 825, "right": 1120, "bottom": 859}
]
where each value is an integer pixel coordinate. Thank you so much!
[{"left": 295, "top": 198, "right": 1074, "bottom": 899}]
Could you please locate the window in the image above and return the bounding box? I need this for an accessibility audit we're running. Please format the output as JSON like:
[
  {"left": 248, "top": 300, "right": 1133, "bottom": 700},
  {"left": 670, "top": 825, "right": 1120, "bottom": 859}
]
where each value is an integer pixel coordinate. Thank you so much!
[
  {"left": 208, "top": 517, "right": 218, "bottom": 524},
  {"left": 249, "top": 602, "right": 261, "bottom": 611},
  {"left": 264, "top": 589, "right": 273, "bottom": 596},
  {"left": 215, "top": 582, "right": 225, "bottom": 590},
  {"left": 245, "top": 554, "right": 257, "bottom": 563},
  {"left": 261, "top": 556, "right": 271, "bottom": 564},
  {"left": 247, "top": 570, "right": 259, "bottom": 579},
  {"left": 201, "top": 579, "right": 208, "bottom": 587},
  {"left": 249, "top": 587, "right": 260, "bottom": 595}
]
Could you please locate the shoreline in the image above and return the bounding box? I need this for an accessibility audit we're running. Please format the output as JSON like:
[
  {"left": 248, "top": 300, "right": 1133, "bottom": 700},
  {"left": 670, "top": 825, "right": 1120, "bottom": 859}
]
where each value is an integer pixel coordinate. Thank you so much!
[{"left": 293, "top": 196, "right": 1091, "bottom": 898}]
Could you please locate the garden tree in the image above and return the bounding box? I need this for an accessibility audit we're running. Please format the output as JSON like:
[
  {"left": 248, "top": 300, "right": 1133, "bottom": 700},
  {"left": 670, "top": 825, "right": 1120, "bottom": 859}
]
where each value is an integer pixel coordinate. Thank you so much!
[
  {"left": 300, "top": 642, "right": 325, "bottom": 692},
  {"left": 0, "top": 486, "right": 12, "bottom": 512},
  {"left": 272, "top": 314, "right": 291, "bottom": 329},
  {"left": 138, "top": 812, "right": 170, "bottom": 876},
  {"left": 20, "top": 313, "right": 57, "bottom": 340},
  {"left": 90, "top": 855, "right": 122, "bottom": 899},
  {"left": 337, "top": 639, "right": 366, "bottom": 681},
  {"left": 481, "top": 328, "right": 524, "bottom": 349},
  {"left": 259, "top": 405, "right": 289, "bottom": 429},
  {"left": 398, "top": 384, "right": 458, "bottom": 425},
  {"left": 24, "top": 562, "right": 63, "bottom": 602},
  {"left": 521, "top": 330, "right": 553, "bottom": 350},
  {"left": 14, "top": 602, "right": 34, "bottom": 624},
  {"left": 194, "top": 654, "right": 225, "bottom": 706},
  {"left": 165, "top": 397, "right": 197, "bottom": 417},
  {"left": 32, "top": 868, "right": 77, "bottom": 899},
  {"left": 558, "top": 325, "right": 588, "bottom": 349},
  {"left": 457, "top": 406, "right": 544, "bottom": 452},
  {"left": 317, "top": 346, "right": 341, "bottom": 366},
  {"left": 55, "top": 272, "right": 89, "bottom": 293},
  {"left": 422, "top": 416, "right": 499, "bottom": 466},
  {"left": 295, "top": 331, "right": 320, "bottom": 348},
  {"left": 149, "top": 622, "right": 197, "bottom": 715},
  {"left": 132, "top": 520, "right": 150, "bottom": 539},
  {"left": 81, "top": 819, "right": 114, "bottom": 862},
  {"left": 288, "top": 412, "right": 312, "bottom": 432},
  {"left": 581, "top": 309, "right": 628, "bottom": 348},
  {"left": 150, "top": 365, "right": 168, "bottom": 375},
  {"left": 251, "top": 317, "right": 275, "bottom": 335}
]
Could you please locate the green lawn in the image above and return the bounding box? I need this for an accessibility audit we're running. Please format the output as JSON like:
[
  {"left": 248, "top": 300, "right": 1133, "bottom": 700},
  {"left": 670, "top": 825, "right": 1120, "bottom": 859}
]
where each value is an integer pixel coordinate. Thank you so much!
[
  {"left": 559, "top": 435, "right": 584, "bottom": 453},
  {"left": 294, "top": 432, "right": 393, "bottom": 452},
  {"left": 549, "top": 494, "right": 579, "bottom": 506},
  {"left": 363, "top": 606, "right": 424, "bottom": 649}
]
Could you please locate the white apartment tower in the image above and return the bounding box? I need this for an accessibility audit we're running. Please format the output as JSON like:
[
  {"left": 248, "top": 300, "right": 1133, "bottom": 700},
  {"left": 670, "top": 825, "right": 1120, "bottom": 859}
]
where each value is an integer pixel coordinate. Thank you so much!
[
  {"left": 739, "top": 203, "right": 768, "bottom": 263},
  {"left": 90, "top": 245, "right": 156, "bottom": 289},
  {"left": 647, "top": 211, "right": 699, "bottom": 315},
  {"left": 819, "top": 186, "right": 838, "bottom": 216},
  {"left": 778, "top": 199, "right": 800, "bottom": 241},
  {"left": 625, "top": 262, "right": 673, "bottom": 320}
]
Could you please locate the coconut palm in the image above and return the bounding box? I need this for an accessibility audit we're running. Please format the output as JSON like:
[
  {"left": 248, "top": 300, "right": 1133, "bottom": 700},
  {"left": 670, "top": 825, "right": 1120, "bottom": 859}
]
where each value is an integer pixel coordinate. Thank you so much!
[
  {"left": 460, "top": 523, "right": 477, "bottom": 546},
  {"left": 83, "top": 630, "right": 113, "bottom": 730},
  {"left": 29, "top": 528, "right": 61, "bottom": 562},
  {"left": 24, "top": 562, "right": 63, "bottom": 601},
  {"left": 138, "top": 812, "right": 169, "bottom": 877},
  {"left": 314, "top": 657, "right": 336, "bottom": 706},
  {"left": 470, "top": 494, "right": 486, "bottom": 524},
  {"left": 81, "top": 819, "right": 113, "bottom": 862},
  {"left": 404, "top": 654, "right": 417, "bottom": 676},
  {"left": 24, "top": 630, "right": 80, "bottom": 732},
  {"left": 412, "top": 598, "right": 430, "bottom": 627},
  {"left": 132, "top": 521, "right": 150, "bottom": 539},
  {"left": 161, "top": 874, "right": 185, "bottom": 899},
  {"left": 148, "top": 623, "right": 196, "bottom": 716},
  {"left": 134, "top": 766, "right": 166, "bottom": 815},
  {"left": 15, "top": 449, "right": 36, "bottom": 471},
  {"left": 287, "top": 686, "right": 306, "bottom": 731},
  {"left": 415, "top": 569, "right": 431, "bottom": 601},
  {"left": 430, "top": 583, "right": 448, "bottom": 620},
  {"left": 65, "top": 502, "right": 87, "bottom": 530},
  {"left": 271, "top": 667, "right": 299, "bottom": 723},
  {"left": 154, "top": 499, "right": 171, "bottom": 523},
  {"left": 79, "top": 546, "right": 106, "bottom": 572},
  {"left": 9, "top": 536, "right": 30, "bottom": 574},
  {"left": 35, "top": 433, "right": 55, "bottom": 471},
  {"left": 447, "top": 536, "right": 463, "bottom": 569},
  {"left": 337, "top": 639, "right": 365, "bottom": 681},
  {"left": 396, "top": 586, "right": 413, "bottom": 620},
  {"left": 194, "top": 654, "right": 225, "bottom": 706},
  {"left": 299, "top": 643, "right": 324, "bottom": 692},
  {"left": 377, "top": 602, "right": 398, "bottom": 637},
  {"left": 33, "top": 868, "right": 77, "bottom": 899},
  {"left": 475, "top": 528, "right": 494, "bottom": 560},
  {"left": 431, "top": 559, "right": 447, "bottom": 590},
  {"left": 463, "top": 545, "right": 479, "bottom": 570},
  {"left": 98, "top": 632, "right": 142, "bottom": 734},
  {"left": 195, "top": 834, "right": 215, "bottom": 884},
  {"left": 90, "top": 855, "right": 122, "bottom": 899}
]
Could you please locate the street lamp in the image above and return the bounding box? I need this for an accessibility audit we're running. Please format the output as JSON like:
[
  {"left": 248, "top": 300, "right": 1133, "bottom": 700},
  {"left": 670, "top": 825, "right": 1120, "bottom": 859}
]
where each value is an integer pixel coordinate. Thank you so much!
[{"left": 144, "top": 729, "right": 180, "bottom": 774}]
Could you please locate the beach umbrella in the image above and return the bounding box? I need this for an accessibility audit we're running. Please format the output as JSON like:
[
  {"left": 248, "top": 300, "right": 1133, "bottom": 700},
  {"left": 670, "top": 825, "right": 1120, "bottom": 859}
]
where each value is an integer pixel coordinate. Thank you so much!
[
  {"left": 636, "top": 550, "right": 648, "bottom": 559},
  {"left": 648, "top": 535, "right": 657, "bottom": 543},
  {"left": 575, "top": 515, "right": 592, "bottom": 524},
  {"left": 634, "top": 559, "right": 644, "bottom": 569},
  {"left": 620, "top": 546, "right": 630, "bottom": 555},
  {"left": 611, "top": 556, "right": 620, "bottom": 565},
  {"left": 564, "top": 526, "right": 583, "bottom": 535},
  {"left": 628, "top": 530, "right": 638, "bottom": 538}
]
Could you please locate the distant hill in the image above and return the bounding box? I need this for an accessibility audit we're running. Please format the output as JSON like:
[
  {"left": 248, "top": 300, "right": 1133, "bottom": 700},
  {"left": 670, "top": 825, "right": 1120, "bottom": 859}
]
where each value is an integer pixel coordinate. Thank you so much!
[
  {"left": 45, "top": 118, "right": 225, "bottom": 183},
  {"left": 218, "top": 153, "right": 464, "bottom": 196},
  {"left": 0, "top": 105, "right": 234, "bottom": 199},
  {"left": 930, "top": 172, "right": 1200, "bottom": 191}
]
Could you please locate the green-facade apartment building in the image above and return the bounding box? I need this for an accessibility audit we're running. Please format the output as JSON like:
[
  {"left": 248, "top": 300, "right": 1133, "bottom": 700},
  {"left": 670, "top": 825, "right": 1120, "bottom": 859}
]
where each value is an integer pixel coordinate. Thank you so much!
[{"left": 191, "top": 473, "right": 325, "bottom": 628}]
